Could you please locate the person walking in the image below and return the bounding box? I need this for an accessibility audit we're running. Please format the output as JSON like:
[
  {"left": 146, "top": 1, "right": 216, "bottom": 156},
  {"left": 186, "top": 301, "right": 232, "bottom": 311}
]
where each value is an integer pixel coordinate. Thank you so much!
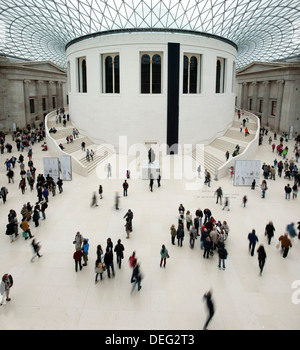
[
  {"left": 261, "top": 180, "right": 268, "bottom": 198},
  {"left": 114, "top": 239, "right": 125, "bottom": 269},
  {"left": 0, "top": 274, "right": 13, "bottom": 305},
  {"left": 203, "top": 290, "right": 215, "bottom": 330},
  {"left": 257, "top": 245, "right": 267, "bottom": 275},
  {"left": 31, "top": 239, "right": 42, "bottom": 262},
  {"left": 40, "top": 200, "right": 48, "bottom": 220},
  {"left": 242, "top": 195, "right": 248, "bottom": 207},
  {"left": 222, "top": 197, "right": 230, "bottom": 211},
  {"left": 107, "top": 163, "right": 112, "bottom": 178},
  {"left": 248, "top": 229, "right": 259, "bottom": 256},
  {"left": 91, "top": 192, "right": 99, "bottom": 207},
  {"left": 149, "top": 175, "right": 154, "bottom": 192},
  {"left": 176, "top": 224, "right": 184, "bottom": 247},
  {"left": 21, "top": 218, "right": 34, "bottom": 239},
  {"left": 265, "top": 221, "right": 275, "bottom": 245},
  {"left": 95, "top": 258, "right": 105, "bottom": 283},
  {"left": 123, "top": 180, "right": 129, "bottom": 196},
  {"left": 99, "top": 185, "right": 103, "bottom": 199},
  {"left": 160, "top": 245, "right": 169, "bottom": 268},
  {"left": 215, "top": 187, "right": 223, "bottom": 205},
  {"left": 73, "top": 248, "right": 83, "bottom": 272},
  {"left": 278, "top": 233, "right": 292, "bottom": 258},
  {"left": 104, "top": 247, "right": 115, "bottom": 278},
  {"left": 131, "top": 262, "right": 142, "bottom": 293},
  {"left": 123, "top": 209, "right": 133, "bottom": 233}
]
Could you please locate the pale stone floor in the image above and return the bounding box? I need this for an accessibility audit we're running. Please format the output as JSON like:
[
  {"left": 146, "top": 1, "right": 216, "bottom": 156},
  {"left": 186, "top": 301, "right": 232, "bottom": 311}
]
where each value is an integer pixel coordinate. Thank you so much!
[{"left": 0, "top": 134, "right": 299, "bottom": 330}]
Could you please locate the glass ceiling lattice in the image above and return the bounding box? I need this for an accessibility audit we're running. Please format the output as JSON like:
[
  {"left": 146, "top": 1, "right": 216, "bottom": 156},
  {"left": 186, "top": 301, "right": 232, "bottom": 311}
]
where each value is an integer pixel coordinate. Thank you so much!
[{"left": 0, "top": 0, "right": 299, "bottom": 69}]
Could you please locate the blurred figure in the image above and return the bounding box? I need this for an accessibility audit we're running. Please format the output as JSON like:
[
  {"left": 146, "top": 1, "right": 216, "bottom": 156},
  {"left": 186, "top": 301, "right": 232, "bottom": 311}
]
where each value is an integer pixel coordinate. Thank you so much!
[
  {"left": 257, "top": 245, "right": 267, "bottom": 275},
  {"left": 203, "top": 290, "right": 215, "bottom": 330},
  {"left": 91, "top": 192, "right": 98, "bottom": 207},
  {"left": 31, "top": 239, "right": 42, "bottom": 262},
  {"left": 115, "top": 192, "right": 120, "bottom": 210},
  {"left": 131, "top": 261, "right": 142, "bottom": 293}
]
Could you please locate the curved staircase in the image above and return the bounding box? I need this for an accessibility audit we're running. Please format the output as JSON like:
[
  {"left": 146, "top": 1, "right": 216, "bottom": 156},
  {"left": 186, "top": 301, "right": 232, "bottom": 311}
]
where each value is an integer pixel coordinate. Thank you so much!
[
  {"left": 193, "top": 112, "right": 259, "bottom": 179},
  {"left": 46, "top": 111, "right": 114, "bottom": 175}
]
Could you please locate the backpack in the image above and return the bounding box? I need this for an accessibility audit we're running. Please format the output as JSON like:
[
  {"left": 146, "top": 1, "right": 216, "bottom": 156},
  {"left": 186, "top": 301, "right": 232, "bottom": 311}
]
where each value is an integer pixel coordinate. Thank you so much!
[{"left": 8, "top": 275, "right": 13, "bottom": 288}]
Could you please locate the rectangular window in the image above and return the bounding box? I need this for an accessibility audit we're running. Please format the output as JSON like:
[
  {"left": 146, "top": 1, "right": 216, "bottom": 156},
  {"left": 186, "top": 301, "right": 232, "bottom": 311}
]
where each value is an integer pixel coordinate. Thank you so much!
[
  {"left": 216, "top": 57, "right": 226, "bottom": 93},
  {"left": 29, "top": 99, "right": 35, "bottom": 114},
  {"left": 183, "top": 54, "right": 201, "bottom": 94},
  {"left": 271, "top": 100, "right": 277, "bottom": 116}
]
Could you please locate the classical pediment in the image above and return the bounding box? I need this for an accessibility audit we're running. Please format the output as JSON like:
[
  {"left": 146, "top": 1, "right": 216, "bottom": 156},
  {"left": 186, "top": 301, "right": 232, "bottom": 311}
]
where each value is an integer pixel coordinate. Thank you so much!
[
  {"left": 237, "top": 61, "right": 286, "bottom": 75},
  {"left": 18, "top": 61, "right": 66, "bottom": 73}
]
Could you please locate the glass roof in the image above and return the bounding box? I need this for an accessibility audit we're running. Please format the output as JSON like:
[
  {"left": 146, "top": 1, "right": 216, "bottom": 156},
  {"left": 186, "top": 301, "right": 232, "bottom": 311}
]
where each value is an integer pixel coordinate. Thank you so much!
[{"left": 0, "top": 0, "right": 299, "bottom": 70}]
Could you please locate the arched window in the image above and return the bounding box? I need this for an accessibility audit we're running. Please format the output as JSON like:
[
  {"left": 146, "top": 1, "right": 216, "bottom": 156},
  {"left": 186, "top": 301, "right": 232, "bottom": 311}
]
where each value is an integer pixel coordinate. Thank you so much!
[
  {"left": 105, "top": 56, "right": 113, "bottom": 93},
  {"left": 152, "top": 54, "right": 161, "bottom": 94},
  {"left": 141, "top": 53, "right": 162, "bottom": 94},
  {"left": 82, "top": 60, "right": 87, "bottom": 93},
  {"left": 216, "top": 57, "right": 226, "bottom": 93},
  {"left": 183, "top": 54, "right": 201, "bottom": 94},
  {"left": 141, "top": 54, "right": 151, "bottom": 94},
  {"left": 77, "top": 57, "right": 87, "bottom": 93},
  {"left": 114, "top": 55, "right": 120, "bottom": 94},
  {"left": 103, "top": 54, "right": 120, "bottom": 94},
  {"left": 189, "top": 56, "right": 198, "bottom": 94},
  {"left": 183, "top": 56, "right": 189, "bottom": 94}
]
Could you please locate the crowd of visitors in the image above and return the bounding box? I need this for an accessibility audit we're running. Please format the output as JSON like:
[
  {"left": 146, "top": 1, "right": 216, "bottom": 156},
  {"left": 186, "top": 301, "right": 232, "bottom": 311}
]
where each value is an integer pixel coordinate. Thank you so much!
[{"left": 0, "top": 111, "right": 299, "bottom": 331}]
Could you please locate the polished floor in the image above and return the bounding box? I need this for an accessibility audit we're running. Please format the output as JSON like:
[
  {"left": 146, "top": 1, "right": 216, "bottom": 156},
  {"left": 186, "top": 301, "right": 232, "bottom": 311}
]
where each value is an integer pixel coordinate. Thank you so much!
[{"left": 0, "top": 133, "right": 299, "bottom": 330}]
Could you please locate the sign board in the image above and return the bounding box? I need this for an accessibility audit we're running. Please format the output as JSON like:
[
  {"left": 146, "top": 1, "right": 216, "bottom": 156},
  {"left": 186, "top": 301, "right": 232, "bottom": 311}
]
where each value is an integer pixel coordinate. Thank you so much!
[
  {"left": 60, "top": 155, "right": 72, "bottom": 181},
  {"left": 43, "top": 157, "right": 60, "bottom": 182},
  {"left": 234, "top": 160, "right": 261, "bottom": 186}
]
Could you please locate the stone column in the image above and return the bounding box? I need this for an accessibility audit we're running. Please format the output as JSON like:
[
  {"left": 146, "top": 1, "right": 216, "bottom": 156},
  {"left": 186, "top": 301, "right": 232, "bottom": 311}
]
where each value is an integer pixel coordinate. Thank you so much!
[
  {"left": 35, "top": 80, "right": 44, "bottom": 121},
  {"left": 242, "top": 82, "right": 249, "bottom": 110},
  {"left": 47, "top": 81, "right": 54, "bottom": 112},
  {"left": 251, "top": 81, "right": 258, "bottom": 113},
  {"left": 23, "top": 80, "right": 31, "bottom": 126},
  {"left": 56, "top": 81, "right": 63, "bottom": 109},
  {"left": 275, "top": 80, "right": 285, "bottom": 132},
  {"left": 262, "top": 80, "right": 270, "bottom": 126}
]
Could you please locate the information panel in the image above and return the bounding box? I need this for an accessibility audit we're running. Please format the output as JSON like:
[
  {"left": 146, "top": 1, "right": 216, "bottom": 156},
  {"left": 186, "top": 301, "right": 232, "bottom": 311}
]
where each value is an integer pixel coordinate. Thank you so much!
[
  {"left": 234, "top": 160, "right": 261, "bottom": 186},
  {"left": 61, "top": 155, "right": 72, "bottom": 181},
  {"left": 43, "top": 157, "right": 60, "bottom": 182}
]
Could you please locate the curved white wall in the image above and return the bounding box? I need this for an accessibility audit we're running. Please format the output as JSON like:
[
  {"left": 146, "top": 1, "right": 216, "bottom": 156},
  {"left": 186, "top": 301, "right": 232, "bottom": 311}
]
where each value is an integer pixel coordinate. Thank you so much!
[{"left": 66, "top": 31, "right": 237, "bottom": 151}]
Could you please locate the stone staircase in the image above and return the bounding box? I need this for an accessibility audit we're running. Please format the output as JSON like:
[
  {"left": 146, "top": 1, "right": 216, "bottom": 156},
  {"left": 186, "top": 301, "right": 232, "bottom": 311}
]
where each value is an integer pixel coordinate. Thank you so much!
[
  {"left": 47, "top": 113, "right": 114, "bottom": 174},
  {"left": 193, "top": 114, "right": 259, "bottom": 178}
]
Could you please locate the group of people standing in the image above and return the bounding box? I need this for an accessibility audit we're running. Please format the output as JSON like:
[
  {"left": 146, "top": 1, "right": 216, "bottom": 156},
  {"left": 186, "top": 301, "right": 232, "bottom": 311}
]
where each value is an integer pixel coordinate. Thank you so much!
[{"left": 170, "top": 204, "right": 229, "bottom": 270}]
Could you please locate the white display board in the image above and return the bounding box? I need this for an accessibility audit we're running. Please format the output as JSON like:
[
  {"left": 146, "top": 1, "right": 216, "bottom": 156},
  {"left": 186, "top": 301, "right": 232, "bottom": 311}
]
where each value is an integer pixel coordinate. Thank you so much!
[
  {"left": 234, "top": 160, "right": 261, "bottom": 186},
  {"left": 141, "top": 160, "right": 160, "bottom": 180},
  {"left": 43, "top": 157, "right": 60, "bottom": 182},
  {"left": 60, "top": 155, "right": 72, "bottom": 181}
]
